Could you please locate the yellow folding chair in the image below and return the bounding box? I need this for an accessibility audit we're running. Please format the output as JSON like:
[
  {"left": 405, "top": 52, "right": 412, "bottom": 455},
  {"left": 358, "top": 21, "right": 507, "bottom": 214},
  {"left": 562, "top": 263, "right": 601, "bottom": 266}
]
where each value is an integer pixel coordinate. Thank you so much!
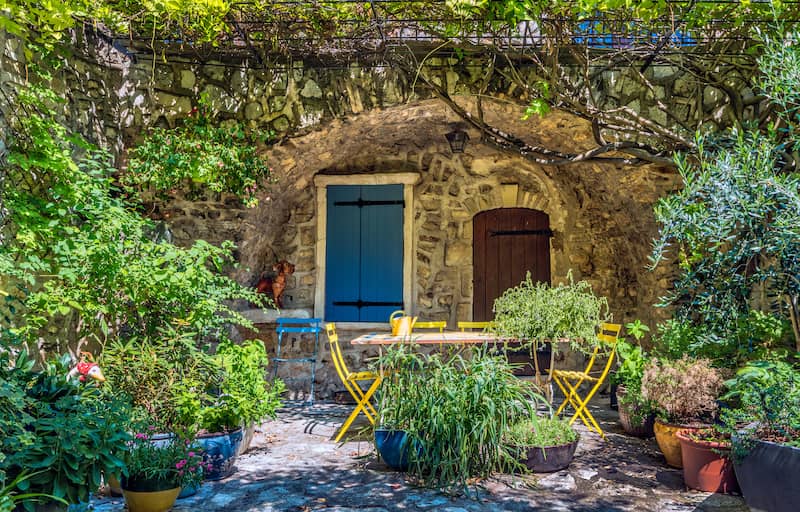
[
  {"left": 551, "top": 322, "right": 622, "bottom": 440},
  {"left": 326, "top": 323, "right": 383, "bottom": 442},
  {"left": 413, "top": 320, "right": 447, "bottom": 332},
  {"left": 457, "top": 321, "right": 494, "bottom": 332}
]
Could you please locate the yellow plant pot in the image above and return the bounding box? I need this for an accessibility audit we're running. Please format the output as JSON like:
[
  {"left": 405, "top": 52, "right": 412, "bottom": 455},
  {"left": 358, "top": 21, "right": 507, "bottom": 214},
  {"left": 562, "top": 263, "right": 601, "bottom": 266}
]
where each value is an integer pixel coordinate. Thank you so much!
[
  {"left": 122, "top": 487, "right": 181, "bottom": 512},
  {"left": 654, "top": 420, "right": 705, "bottom": 469}
]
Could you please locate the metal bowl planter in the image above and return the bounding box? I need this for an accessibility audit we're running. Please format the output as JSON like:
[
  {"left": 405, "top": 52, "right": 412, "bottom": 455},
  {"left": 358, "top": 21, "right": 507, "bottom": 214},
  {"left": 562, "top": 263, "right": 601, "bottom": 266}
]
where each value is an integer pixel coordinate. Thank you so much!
[
  {"left": 520, "top": 436, "right": 580, "bottom": 473},
  {"left": 734, "top": 439, "right": 800, "bottom": 512},
  {"left": 196, "top": 428, "right": 244, "bottom": 480},
  {"left": 675, "top": 429, "right": 739, "bottom": 494}
]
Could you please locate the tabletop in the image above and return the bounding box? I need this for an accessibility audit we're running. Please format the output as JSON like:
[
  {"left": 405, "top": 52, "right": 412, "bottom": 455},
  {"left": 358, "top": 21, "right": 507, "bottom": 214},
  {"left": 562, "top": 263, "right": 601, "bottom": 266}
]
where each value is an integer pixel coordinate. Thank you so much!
[{"left": 350, "top": 331, "right": 512, "bottom": 345}]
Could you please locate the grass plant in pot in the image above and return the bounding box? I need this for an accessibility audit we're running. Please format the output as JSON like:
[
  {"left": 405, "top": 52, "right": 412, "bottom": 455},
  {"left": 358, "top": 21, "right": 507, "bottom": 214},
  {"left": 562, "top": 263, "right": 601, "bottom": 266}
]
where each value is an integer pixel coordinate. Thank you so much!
[
  {"left": 122, "top": 430, "right": 204, "bottom": 512},
  {"left": 491, "top": 271, "right": 610, "bottom": 396},
  {"left": 614, "top": 321, "right": 656, "bottom": 437},
  {"left": 640, "top": 356, "right": 723, "bottom": 468},
  {"left": 506, "top": 415, "right": 579, "bottom": 473},
  {"left": 372, "top": 344, "right": 540, "bottom": 491},
  {"left": 721, "top": 360, "right": 800, "bottom": 512}
]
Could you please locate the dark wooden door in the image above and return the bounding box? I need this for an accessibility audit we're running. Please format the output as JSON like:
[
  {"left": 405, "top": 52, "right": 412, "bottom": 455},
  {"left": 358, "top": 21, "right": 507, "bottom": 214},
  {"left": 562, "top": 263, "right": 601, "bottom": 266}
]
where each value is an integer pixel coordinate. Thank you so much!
[{"left": 473, "top": 208, "right": 551, "bottom": 321}]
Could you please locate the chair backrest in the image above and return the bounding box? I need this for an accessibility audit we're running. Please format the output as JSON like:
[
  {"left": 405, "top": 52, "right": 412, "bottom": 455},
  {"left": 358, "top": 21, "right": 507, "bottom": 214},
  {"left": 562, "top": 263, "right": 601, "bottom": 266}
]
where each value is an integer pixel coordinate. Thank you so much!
[
  {"left": 581, "top": 322, "right": 622, "bottom": 376},
  {"left": 457, "top": 321, "right": 493, "bottom": 332},
  {"left": 276, "top": 317, "right": 322, "bottom": 335},
  {"left": 326, "top": 323, "right": 352, "bottom": 384},
  {"left": 413, "top": 320, "right": 447, "bottom": 332}
]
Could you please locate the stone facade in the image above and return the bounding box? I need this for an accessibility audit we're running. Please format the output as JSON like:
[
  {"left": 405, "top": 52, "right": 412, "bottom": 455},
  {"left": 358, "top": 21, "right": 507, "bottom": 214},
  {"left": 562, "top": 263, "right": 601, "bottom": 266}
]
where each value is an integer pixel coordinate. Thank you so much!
[{"left": 2, "top": 33, "right": 750, "bottom": 397}]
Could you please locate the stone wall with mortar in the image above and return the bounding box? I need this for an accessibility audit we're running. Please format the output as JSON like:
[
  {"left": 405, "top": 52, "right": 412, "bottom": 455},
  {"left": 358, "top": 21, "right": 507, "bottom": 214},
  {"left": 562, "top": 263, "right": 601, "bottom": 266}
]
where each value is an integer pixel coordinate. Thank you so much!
[{"left": 3, "top": 34, "right": 746, "bottom": 396}]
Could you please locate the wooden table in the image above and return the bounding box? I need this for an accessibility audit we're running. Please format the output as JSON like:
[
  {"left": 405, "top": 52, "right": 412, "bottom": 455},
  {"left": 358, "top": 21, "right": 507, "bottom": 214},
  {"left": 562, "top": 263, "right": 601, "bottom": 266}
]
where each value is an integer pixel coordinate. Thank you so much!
[{"left": 350, "top": 331, "right": 510, "bottom": 345}]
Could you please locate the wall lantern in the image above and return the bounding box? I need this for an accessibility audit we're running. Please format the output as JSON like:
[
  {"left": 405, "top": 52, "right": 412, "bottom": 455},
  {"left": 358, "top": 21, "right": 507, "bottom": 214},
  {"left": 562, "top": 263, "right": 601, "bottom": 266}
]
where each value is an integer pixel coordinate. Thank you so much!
[{"left": 445, "top": 127, "right": 469, "bottom": 153}]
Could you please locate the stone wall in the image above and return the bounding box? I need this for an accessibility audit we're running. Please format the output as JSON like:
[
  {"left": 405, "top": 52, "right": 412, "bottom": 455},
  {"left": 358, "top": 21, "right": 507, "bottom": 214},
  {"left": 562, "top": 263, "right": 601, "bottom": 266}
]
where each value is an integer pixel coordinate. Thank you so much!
[{"left": 2, "top": 33, "right": 744, "bottom": 397}]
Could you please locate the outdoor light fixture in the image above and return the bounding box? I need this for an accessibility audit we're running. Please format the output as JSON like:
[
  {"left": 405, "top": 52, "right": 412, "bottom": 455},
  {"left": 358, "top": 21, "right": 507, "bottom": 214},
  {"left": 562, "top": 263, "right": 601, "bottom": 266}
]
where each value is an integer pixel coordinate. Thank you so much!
[{"left": 445, "top": 127, "right": 469, "bottom": 153}]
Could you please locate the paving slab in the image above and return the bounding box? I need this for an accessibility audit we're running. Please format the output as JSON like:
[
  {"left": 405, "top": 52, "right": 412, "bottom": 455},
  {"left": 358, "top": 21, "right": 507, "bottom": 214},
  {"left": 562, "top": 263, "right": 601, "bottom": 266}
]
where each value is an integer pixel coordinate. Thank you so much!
[{"left": 91, "top": 401, "right": 750, "bottom": 511}]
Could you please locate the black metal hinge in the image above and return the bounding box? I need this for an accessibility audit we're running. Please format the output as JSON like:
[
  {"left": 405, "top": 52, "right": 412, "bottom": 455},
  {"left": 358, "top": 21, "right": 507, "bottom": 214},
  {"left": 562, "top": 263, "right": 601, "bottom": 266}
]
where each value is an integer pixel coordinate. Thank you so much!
[
  {"left": 490, "top": 229, "right": 553, "bottom": 237},
  {"left": 333, "top": 300, "right": 404, "bottom": 309},
  {"left": 334, "top": 198, "right": 405, "bottom": 208}
]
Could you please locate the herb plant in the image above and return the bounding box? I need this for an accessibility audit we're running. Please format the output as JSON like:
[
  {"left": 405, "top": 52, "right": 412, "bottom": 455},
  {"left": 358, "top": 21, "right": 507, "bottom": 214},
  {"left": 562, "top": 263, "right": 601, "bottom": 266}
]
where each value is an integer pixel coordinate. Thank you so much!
[
  {"left": 640, "top": 356, "right": 723, "bottom": 425},
  {"left": 491, "top": 271, "right": 610, "bottom": 354},
  {"left": 505, "top": 417, "right": 578, "bottom": 448}
]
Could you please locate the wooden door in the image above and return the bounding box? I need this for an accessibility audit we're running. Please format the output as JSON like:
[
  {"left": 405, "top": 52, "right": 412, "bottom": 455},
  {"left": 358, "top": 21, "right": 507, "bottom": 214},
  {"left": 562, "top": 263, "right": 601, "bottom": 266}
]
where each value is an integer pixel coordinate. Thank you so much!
[{"left": 473, "top": 208, "right": 551, "bottom": 321}]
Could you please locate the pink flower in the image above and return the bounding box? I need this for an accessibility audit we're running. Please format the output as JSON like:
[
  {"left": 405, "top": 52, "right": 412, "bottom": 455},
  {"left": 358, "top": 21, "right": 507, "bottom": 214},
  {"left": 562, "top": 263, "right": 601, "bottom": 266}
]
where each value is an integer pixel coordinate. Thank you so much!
[
  {"left": 176, "top": 459, "right": 187, "bottom": 470},
  {"left": 178, "top": 470, "right": 184, "bottom": 477},
  {"left": 188, "top": 451, "right": 195, "bottom": 458},
  {"left": 134, "top": 433, "right": 147, "bottom": 440},
  {"left": 148, "top": 425, "right": 156, "bottom": 431}
]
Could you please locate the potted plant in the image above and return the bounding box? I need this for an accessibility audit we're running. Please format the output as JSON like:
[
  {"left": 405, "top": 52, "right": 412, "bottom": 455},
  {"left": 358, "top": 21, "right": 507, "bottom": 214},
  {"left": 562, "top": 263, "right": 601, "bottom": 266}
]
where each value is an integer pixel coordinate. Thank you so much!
[
  {"left": 212, "top": 339, "right": 285, "bottom": 456},
  {"left": 674, "top": 428, "right": 739, "bottom": 493},
  {"left": 640, "top": 356, "right": 724, "bottom": 468},
  {"left": 506, "top": 416, "right": 579, "bottom": 473},
  {"left": 372, "top": 345, "right": 540, "bottom": 490},
  {"left": 614, "top": 320, "right": 656, "bottom": 437},
  {"left": 122, "top": 430, "right": 205, "bottom": 512},
  {"left": 491, "top": 271, "right": 610, "bottom": 392},
  {"left": 720, "top": 360, "right": 800, "bottom": 512}
]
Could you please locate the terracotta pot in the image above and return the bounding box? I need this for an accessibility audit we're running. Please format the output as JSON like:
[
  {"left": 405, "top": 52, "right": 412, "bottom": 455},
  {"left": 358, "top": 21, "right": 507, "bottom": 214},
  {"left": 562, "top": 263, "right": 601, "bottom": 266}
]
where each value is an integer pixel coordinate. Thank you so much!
[
  {"left": 734, "top": 438, "right": 800, "bottom": 512},
  {"left": 122, "top": 487, "right": 181, "bottom": 512},
  {"left": 616, "top": 388, "right": 654, "bottom": 438},
  {"left": 675, "top": 429, "right": 739, "bottom": 493},
  {"left": 521, "top": 437, "right": 579, "bottom": 473},
  {"left": 654, "top": 420, "right": 703, "bottom": 468}
]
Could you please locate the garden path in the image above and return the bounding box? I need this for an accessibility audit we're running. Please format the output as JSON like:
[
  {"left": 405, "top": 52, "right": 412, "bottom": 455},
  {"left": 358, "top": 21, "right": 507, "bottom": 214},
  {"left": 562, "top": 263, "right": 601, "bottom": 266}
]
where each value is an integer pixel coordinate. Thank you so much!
[{"left": 92, "top": 401, "right": 749, "bottom": 512}]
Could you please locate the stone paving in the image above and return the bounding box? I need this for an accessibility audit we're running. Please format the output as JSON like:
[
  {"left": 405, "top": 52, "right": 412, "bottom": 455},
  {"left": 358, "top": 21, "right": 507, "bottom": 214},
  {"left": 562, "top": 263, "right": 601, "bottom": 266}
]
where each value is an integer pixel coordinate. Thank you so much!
[{"left": 92, "top": 400, "right": 749, "bottom": 512}]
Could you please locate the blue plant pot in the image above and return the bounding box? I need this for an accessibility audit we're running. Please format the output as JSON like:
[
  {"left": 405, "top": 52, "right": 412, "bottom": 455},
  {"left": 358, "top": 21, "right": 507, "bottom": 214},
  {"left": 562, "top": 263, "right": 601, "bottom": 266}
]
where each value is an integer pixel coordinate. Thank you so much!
[
  {"left": 375, "top": 429, "right": 413, "bottom": 471},
  {"left": 177, "top": 481, "right": 200, "bottom": 499},
  {"left": 196, "top": 428, "right": 243, "bottom": 481}
]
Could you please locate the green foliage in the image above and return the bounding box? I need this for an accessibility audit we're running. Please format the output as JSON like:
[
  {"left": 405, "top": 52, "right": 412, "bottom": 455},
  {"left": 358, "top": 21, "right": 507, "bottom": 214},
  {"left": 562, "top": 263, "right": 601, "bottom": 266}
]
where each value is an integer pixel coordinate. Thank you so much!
[
  {"left": 0, "top": 350, "right": 131, "bottom": 507},
  {"left": 124, "top": 431, "right": 205, "bottom": 490},
  {"left": 374, "top": 345, "right": 542, "bottom": 492},
  {"left": 650, "top": 130, "right": 800, "bottom": 362},
  {"left": 0, "top": 84, "right": 272, "bottom": 353},
  {"left": 99, "top": 329, "right": 220, "bottom": 434},
  {"left": 505, "top": 417, "right": 578, "bottom": 448},
  {"left": 125, "top": 96, "right": 274, "bottom": 208},
  {"left": 491, "top": 271, "right": 610, "bottom": 354},
  {"left": 640, "top": 356, "right": 723, "bottom": 424},
  {"left": 214, "top": 339, "right": 285, "bottom": 427},
  {"left": 721, "top": 360, "right": 800, "bottom": 451},
  {"left": 0, "top": 471, "right": 68, "bottom": 512}
]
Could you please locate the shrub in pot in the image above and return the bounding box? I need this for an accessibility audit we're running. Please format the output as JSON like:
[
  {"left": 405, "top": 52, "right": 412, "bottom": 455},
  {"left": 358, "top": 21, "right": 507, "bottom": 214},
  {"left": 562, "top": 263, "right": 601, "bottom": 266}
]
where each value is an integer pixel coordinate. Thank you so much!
[
  {"left": 506, "top": 416, "right": 579, "bottom": 473},
  {"left": 721, "top": 361, "right": 800, "bottom": 512},
  {"left": 372, "top": 345, "right": 541, "bottom": 491},
  {"left": 640, "top": 356, "right": 723, "bottom": 468},
  {"left": 492, "top": 271, "right": 610, "bottom": 392}
]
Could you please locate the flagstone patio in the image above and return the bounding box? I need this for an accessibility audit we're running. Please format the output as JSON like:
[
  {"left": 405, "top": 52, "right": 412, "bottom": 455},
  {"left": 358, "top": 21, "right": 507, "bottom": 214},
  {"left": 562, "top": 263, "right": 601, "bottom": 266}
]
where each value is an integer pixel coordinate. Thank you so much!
[{"left": 92, "top": 401, "right": 749, "bottom": 512}]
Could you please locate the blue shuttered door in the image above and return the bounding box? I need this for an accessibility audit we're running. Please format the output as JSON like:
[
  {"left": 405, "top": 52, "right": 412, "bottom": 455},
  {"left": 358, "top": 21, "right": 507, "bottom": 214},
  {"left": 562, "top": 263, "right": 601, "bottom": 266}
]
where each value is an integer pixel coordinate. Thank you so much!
[{"left": 325, "top": 185, "right": 404, "bottom": 322}]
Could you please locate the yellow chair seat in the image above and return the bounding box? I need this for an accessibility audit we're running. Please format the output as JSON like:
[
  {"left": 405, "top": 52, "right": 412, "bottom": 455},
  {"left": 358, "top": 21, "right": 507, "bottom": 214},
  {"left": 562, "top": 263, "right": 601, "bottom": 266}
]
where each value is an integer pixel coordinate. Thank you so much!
[
  {"left": 551, "top": 370, "right": 600, "bottom": 382},
  {"left": 347, "top": 370, "right": 380, "bottom": 381}
]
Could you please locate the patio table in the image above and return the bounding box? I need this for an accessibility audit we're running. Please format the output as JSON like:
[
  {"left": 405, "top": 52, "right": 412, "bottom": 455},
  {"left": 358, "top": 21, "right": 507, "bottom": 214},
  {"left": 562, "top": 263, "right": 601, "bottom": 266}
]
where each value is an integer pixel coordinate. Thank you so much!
[{"left": 350, "top": 331, "right": 509, "bottom": 346}]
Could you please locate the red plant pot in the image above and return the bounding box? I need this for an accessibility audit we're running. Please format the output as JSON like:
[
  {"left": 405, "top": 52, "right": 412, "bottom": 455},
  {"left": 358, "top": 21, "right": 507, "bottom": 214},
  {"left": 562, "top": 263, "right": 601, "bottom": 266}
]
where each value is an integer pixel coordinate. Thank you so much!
[{"left": 675, "top": 429, "right": 739, "bottom": 494}]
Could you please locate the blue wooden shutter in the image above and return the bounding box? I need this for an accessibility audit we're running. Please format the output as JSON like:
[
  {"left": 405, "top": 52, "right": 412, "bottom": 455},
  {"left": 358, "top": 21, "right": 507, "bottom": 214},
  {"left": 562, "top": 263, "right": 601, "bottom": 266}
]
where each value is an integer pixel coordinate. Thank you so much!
[{"left": 325, "top": 185, "right": 403, "bottom": 322}]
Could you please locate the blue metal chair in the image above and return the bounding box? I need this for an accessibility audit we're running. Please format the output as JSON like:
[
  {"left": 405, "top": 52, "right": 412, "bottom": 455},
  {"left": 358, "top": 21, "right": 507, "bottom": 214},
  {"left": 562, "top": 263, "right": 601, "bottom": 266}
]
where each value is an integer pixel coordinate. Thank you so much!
[{"left": 272, "top": 318, "right": 322, "bottom": 404}]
